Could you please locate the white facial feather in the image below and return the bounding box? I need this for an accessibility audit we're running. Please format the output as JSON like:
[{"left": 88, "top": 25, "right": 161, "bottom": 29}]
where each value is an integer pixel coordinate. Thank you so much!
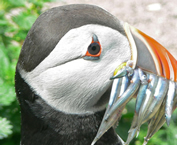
[{"left": 19, "top": 24, "right": 131, "bottom": 114}]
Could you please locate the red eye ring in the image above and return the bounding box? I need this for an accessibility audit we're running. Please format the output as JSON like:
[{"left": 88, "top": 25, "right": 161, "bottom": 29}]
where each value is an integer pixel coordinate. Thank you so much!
[{"left": 85, "top": 35, "right": 102, "bottom": 57}]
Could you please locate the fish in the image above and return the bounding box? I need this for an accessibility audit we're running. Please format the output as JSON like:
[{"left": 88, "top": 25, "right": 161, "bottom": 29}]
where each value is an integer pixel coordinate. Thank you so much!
[
  {"left": 108, "top": 78, "right": 122, "bottom": 108},
  {"left": 106, "top": 69, "right": 140, "bottom": 119},
  {"left": 125, "top": 69, "right": 149, "bottom": 145},
  {"left": 143, "top": 77, "right": 169, "bottom": 123},
  {"left": 119, "top": 75, "right": 130, "bottom": 98},
  {"left": 105, "top": 75, "right": 130, "bottom": 124},
  {"left": 108, "top": 76, "right": 130, "bottom": 108},
  {"left": 135, "top": 68, "right": 149, "bottom": 113},
  {"left": 143, "top": 100, "right": 166, "bottom": 145},
  {"left": 165, "top": 80, "right": 176, "bottom": 126},
  {"left": 91, "top": 105, "right": 125, "bottom": 145},
  {"left": 143, "top": 91, "right": 177, "bottom": 145},
  {"left": 135, "top": 74, "right": 158, "bottom": 131},
  {"left": 91, "top": 69, "right": 140, "bottom": 145}
]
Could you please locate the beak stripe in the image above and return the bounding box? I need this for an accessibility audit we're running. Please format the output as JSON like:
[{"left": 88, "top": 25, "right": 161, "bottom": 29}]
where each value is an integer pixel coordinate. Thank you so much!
[
  {"left": 165, "top": 50, "right": 177, "bottom": 81},
  {"left": 138, "top": 30, "right": 170, "bottom": 79},
  {"left": 124, "top": 23, "right": 137, "bottom": 69},
  {"left": 130, "top": 26, "right": 163, "bottom": 76},
  {"left": 124, "top": 23, "right": 177, "bottom": 82}
]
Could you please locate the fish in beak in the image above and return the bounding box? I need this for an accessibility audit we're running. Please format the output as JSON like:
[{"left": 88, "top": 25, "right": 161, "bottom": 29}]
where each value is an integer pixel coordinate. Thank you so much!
[{"left": 92, "top": 22, "right": 177, "bottom": 145}]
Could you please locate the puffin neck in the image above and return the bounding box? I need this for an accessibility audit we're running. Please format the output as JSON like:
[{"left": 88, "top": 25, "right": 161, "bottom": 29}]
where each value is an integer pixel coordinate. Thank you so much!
[{"left": 15, "top": 70, "right": 121, "bottom": 145}]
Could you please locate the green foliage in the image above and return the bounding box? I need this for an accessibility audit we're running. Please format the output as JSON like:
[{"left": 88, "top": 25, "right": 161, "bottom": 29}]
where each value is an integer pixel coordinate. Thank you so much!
[
  {"left": 0, "top": 0, "right": 55, "bottom": 144},
  {"left": 0, "top": 117, "right": 13, "bottom": 139}
]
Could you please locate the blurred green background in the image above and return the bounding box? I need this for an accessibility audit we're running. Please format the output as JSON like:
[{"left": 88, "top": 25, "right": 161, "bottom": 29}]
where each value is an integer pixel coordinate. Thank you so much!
[{"left": 0, "top": 0, "right": 177, "bottom": 145}]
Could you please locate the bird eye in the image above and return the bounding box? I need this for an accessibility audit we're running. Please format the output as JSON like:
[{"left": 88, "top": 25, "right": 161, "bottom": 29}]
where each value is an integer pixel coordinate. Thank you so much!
[
  {"left": 84, "top": 34, "right": 102, "bottom": 60},
  {"left": 88, "top": 43, "right": 100, "bottom": 55}
]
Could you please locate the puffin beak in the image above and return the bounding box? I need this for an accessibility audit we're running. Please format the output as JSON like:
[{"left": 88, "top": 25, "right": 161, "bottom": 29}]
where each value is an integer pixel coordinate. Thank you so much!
[
  {"left": 92, "top": 23, "right": 177, "bottom": 145},
  {"left": 128, "top": 24, "right": 177, "bottom": 81}
]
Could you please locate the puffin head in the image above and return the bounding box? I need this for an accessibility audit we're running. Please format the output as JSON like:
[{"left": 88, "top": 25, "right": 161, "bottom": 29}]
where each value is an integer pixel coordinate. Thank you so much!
[{"left": 16, "top": 4, "right": 131, "bottom": 115}]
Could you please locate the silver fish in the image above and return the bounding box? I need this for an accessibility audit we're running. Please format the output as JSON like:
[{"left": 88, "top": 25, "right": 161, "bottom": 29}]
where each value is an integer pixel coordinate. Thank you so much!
[
  {"left": 135, "top": 69, "right": 149, "bottom": 113},
  {"left": 105, "top": 76, "right": 129, "bottom": 124},
  {"left": 106, "top": 69, "right": 140, "bottom": 119},
  {"left": 144, "top": 94, "right": 177, "bottom": 145},
  {"left": 165, "top": 80, "right": 176, "bottom": 126},
  {"left": 108, "top": 76, "right": 129, "bottom": 109},
  {"left": 143, "top": 77, "right": 168, "bottom": 123},
  {"left": 91, "top": 70, "right": 139, "bottom": 145},
  {"left": 96, "top": 77, "right": 129, "bottom": 141},
  {"left": 136, "top": 74, "right": 158, "bottom": 130},
  {"left": 108, "top": 78, "right": 122, "bottom": 108},
  {"left": 143, "top": 100, "right": 166, "bottom": 145},
  {"left": 119, "top": 75, "right": 130, "bottom": 98},
  {"left": 125, "top": 69, "right": 149, "bottom": 145},
  {"left": 91, "top": 104, "right": 125, "bottom": 145}
]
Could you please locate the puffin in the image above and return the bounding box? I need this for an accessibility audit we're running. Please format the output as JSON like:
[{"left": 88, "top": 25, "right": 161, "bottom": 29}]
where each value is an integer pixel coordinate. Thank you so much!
[
  {"left": 15, "top": 4, "right": 176, "bottom": 145},
  {"left": 15, "top": 4, "right": 128, "bottom": 145}
]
